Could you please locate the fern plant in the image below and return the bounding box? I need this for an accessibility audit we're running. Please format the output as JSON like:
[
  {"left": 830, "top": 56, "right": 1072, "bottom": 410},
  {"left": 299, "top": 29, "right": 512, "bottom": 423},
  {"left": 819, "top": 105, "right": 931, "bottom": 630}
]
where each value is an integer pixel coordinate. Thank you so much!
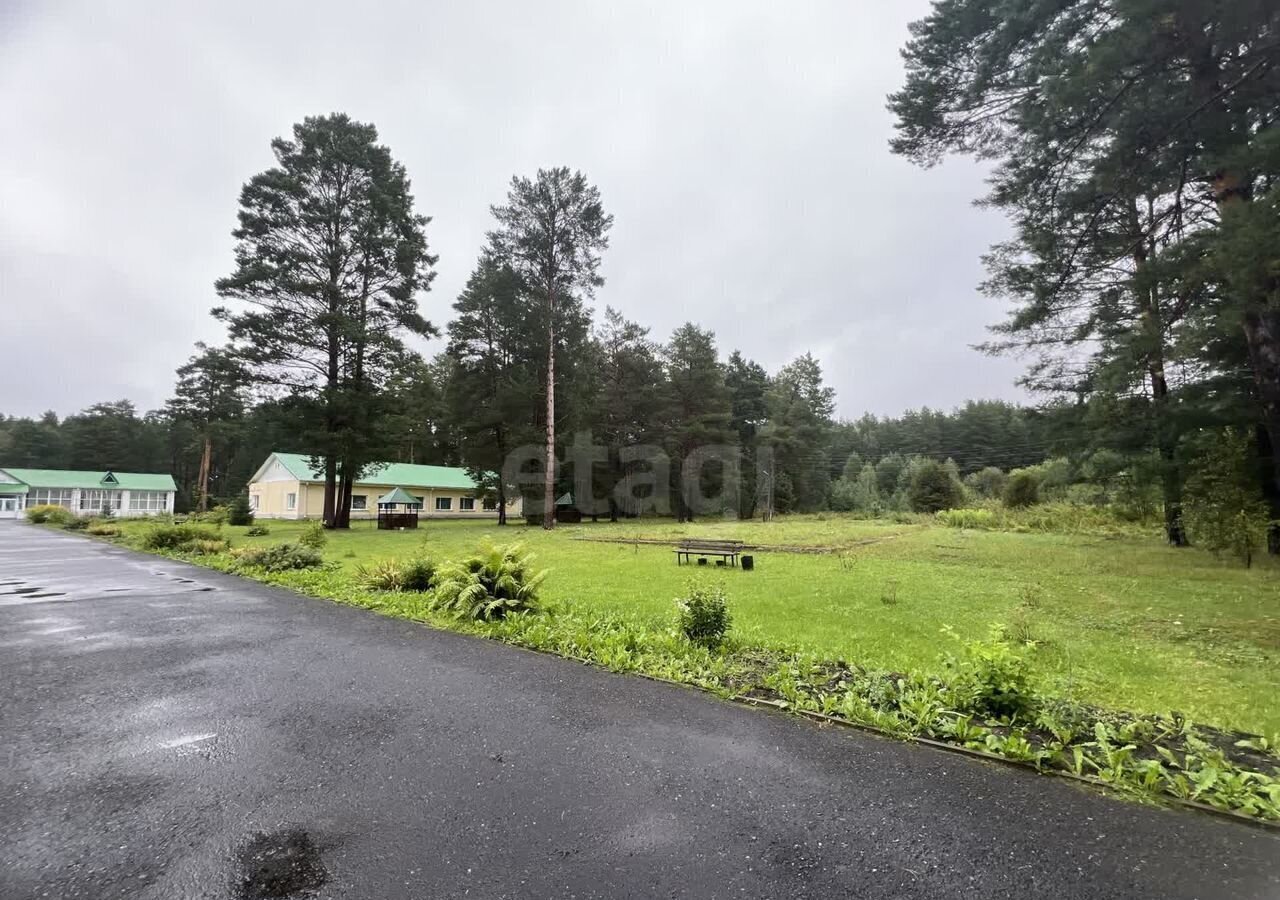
[{"left": 430, "top": 542, "right": 546, "bottom": 621}]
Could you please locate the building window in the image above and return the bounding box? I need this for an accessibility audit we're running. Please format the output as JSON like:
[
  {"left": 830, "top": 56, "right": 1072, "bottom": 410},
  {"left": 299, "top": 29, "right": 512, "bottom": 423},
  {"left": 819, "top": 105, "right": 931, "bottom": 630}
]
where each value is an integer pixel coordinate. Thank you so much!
[
  {"left": 249, "top": 494, "right": 259, "bottom": 510},
  {"left": 459, "top": 497, "right": 475, "bottom": 511},
  {"left": 350, "top": 495, "right": 367, "bottom": 511},
  {"left": 482, "top": 498, "right": 498, "bottom": 511},
  {"left": 435, "top": 496, "right": 452, "bottom": 511},
  {"left": 80, "top": 489, "right": 122, "bottom": 511},
  {"left": 28, "top": 489, "right": 75, "bottom": 508},
  {"left": 286, "top": 492, "right": 297, "bottom": 511},
  {"left": 128, "top": 490, "right": 168, "bottom": 512}
]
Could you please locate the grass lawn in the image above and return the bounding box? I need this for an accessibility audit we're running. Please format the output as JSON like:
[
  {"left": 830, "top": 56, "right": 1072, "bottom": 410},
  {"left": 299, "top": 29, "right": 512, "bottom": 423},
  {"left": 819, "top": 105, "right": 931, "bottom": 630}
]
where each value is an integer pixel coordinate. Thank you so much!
[{"left": 208, "top": 514, "right": 1280, "bottom": 736}]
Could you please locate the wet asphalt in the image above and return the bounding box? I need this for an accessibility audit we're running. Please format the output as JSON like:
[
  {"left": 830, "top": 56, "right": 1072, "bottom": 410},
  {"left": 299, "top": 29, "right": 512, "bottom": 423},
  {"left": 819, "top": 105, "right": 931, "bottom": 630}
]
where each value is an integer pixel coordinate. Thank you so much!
[{"left": 1, "top": 522, "right": 1277, "bottom": 900}]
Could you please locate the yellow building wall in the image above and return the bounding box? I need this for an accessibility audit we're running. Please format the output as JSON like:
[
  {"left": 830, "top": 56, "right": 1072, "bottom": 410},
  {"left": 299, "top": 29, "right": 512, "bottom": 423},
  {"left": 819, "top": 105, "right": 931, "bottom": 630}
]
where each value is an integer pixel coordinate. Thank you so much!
[
  {"left": 251, "top": 479, "right": 521, "bottom": 520},
  {"left": 248, "top": 479, "right": 304, "bottom": 519}
]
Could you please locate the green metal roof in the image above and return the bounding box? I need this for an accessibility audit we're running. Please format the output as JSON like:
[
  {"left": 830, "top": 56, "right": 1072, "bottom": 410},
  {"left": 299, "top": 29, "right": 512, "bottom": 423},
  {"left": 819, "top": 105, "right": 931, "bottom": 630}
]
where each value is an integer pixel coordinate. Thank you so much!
[
  {"left": 272, "top": 453, "right": 478, "bottom": 490},
  {"left": 0, "top": 468, "right": 176, "bottom": 491},
  {"left": 377, "top": 487, "right": 423, "bottom": 507},
  {"left": 0, "top": 481, "right": 28, "bottom": 494}
]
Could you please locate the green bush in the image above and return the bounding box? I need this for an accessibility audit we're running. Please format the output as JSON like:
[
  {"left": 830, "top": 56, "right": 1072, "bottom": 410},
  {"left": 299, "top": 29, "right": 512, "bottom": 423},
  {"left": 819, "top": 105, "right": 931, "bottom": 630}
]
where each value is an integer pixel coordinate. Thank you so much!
[
  {"left": 399, "top": 557, "right": 436, "bottom": 592},
  {"left": 231, "top": 542, "right": 323, "bottom": 572},
  {"left": 430, "top": 542, "right": 545, "bottom": 621},
  {"left": 357, "top": 559, "right": 406, "bottom": 592},
  {"left": 61, "top": 516, "right": 89, "bottom": 531},
  {"left": 936, "top": 508, "right": 996, "bottom": 529},
  {"left": 1183, "top": 428, "right": 1270, "bottom": 567},
  {"left": 26, "top": 504, "right": 73, "bottom": 525},
  {"left": 86, "top": 521, "right": 121, "bottom": 536},
  {"left": 908, "top": 460, "right": 964, "bottom": 513},
  {"left": 299, "top": 520, "right": 327, "bottom": 550},
  {"left": 227, "top": 493, "right": 254, "bottom": 526},
  {"left": 675, "top": 583, "right": 731, "bottom": 650},
  {"left": 1003, "top": 470, "right": 1041, "bottom": 508},
  {"left": 942, "top": 624, "right": 1037, "bottom": 720},
  {"left": 142, "top": 524, "right": 223, "bottom": 551},
  {"left": 245, "top": 524, "right": 270, "bottom": 536},
  {"left": 179, "top": 538, "right": 230, "bottom": 555}
]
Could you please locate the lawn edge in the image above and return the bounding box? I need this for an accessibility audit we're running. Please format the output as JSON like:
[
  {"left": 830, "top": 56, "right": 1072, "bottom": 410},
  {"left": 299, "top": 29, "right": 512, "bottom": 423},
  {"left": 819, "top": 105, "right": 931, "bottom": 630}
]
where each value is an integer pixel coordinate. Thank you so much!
[{"left": 42, "top": 523, "right": 1280, "bottom": 831}]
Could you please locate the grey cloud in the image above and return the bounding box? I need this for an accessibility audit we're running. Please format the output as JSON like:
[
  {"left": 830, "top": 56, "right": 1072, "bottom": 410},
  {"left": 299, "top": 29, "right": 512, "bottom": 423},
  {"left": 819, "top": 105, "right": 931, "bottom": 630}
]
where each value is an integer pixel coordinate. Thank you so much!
[{"left": 0, "top": 0, "right": 1028, "bottom": 419}]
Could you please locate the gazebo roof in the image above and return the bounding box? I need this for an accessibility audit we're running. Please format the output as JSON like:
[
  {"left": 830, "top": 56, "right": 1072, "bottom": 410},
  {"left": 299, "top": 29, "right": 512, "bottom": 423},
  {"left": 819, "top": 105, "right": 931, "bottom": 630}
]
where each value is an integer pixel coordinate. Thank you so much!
[{"left": 377, "top": 487, "right": 421, "bottom": 506}]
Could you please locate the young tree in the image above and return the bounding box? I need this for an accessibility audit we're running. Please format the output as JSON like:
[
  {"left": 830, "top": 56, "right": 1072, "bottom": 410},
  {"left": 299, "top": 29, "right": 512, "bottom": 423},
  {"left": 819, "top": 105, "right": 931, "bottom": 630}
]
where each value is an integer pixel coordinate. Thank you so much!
[
  {"left": 1184, "top": 429, "right": 1271, "bottom": 567},
  {"left": 487, "top": 167, "right": 612, "bottom": 529},
  {"left": 166, "top": 343, "right": 250, "bottom": 511},
  {"left": 214, "top": 113, "right": 436, "bottom": 528}
]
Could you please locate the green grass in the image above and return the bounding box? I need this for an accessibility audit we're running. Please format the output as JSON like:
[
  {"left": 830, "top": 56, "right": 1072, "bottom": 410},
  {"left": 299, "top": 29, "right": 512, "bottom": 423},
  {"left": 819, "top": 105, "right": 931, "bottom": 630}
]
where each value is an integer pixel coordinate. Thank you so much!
[{"left": 119, "top": 513, "right": 1280, "bottom": 735}]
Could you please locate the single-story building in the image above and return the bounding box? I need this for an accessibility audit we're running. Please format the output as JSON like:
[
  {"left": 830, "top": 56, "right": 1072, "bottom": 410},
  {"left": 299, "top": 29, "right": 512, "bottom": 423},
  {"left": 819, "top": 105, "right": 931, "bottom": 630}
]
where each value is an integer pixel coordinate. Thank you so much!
[
  {"left": 247, "top": 452, "right": 520, "bottom": 520},
  {"left": 0, "top": 467, "right": 177, "bottom": 519}
]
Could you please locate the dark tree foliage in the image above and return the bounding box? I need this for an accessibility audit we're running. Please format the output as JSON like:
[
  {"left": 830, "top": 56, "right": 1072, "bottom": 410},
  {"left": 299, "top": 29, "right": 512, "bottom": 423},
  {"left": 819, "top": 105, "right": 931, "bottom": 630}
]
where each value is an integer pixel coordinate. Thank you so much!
[
  {"left": 661, "top": 324, "right": 733, "bottom": 522},
  {"left": 908, "top": 459, "right": 965, "bottom": 513},
  {"left": 445, "top": 256, "right": 541, "bottom": 524},
  {"left": 889, "top": 0, "right": 1280, "bottom": 547},
  {"left": 166, "top": 343, "right": 251, "bottom": 511},
  {"left": 214, "top": 113, "right": 436, "bottom": 528}
]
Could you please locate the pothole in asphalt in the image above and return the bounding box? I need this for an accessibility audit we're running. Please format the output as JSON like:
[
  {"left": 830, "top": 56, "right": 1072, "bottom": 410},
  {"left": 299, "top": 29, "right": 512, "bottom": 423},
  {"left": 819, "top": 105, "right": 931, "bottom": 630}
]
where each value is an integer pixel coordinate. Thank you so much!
[{"left": 235, "top": 829, "right": 328, "bottom": 899}]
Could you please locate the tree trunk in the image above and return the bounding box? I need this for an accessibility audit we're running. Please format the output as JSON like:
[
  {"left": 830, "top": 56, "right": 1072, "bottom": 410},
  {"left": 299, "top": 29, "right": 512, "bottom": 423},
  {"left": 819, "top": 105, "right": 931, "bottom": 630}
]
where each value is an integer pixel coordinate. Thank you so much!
[
  {"left": 196, "top": 433, "right": 212, "bottom": 513},
  {"left": 335, "top": 464, "right": 354, "bottom": 529},
  {"left": 1254, "top": 424, "right": 1280, "bottom": 555},
  {"left": 1244, "top": 310, "right": 1280, "bottom": 552},
  {"left": 322, "top": 455, "right": 337, "bottom": 527},
  {"left": 543, "top": 287, "right": 557, "bottom": 530}
]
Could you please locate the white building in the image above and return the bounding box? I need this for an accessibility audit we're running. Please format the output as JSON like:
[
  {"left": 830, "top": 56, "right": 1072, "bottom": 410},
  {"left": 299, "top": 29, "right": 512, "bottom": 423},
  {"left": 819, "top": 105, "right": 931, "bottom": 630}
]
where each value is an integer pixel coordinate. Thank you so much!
[{"left": 0, "top": 467, "right": 177, "bottom": 519}]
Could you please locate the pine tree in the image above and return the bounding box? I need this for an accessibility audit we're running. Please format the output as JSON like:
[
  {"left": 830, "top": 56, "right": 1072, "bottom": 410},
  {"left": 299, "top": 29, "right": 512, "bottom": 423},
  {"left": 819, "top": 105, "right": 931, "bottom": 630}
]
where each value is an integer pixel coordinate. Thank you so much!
[
  {"left": 214, "top": 113, "right": 436, "bottom": 528},
  {"left": 487, "top": 168, "right": 612, "bottom": 529}
]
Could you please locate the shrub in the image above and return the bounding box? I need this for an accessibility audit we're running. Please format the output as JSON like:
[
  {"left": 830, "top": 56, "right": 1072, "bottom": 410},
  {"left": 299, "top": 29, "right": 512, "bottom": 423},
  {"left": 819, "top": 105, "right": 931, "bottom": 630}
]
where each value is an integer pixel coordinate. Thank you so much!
[
  {"left": 1003, "top": 470, "right": 1041, "bottom": 509},
  {"left": 357, "top": 559, "right": 406, "bottom": 592},
  {"left": 86, "top": 521, "right": 121, "bottom": 536},
  {"left": 179, "top": 538, "right": 230, "bottom": 555},
  {"left": 908, "top": 460, "right": 964, "bottom": 513},
  {"left": 399, "top": 557, "right": 436, "bottom": 592},
  {"left": 99, "top": 502, "right": 115, "bottom": 519},
  {"left": 245, "top": 524, "right": 270, "bottom": 536},
  {"left": 430, "top": 542, "right": 545, "bottom": 621},
  {"left": 676, "top": 583, "right": 731, "bottom": 650},
  {"left": 227, "top": 493, "right": 254, "bottom": 526},
  {"left": 61, "top": 517, "right": 90, "bottom": 530},
  {"left": 26, "top": 504, "right": 72, "bottom": 525},
  {"left": 231, "top": 542, "right": 323, "bottom": 572},
  {"left": 299, "top": 520, "right": 327, "bottom": 550},
  {"left": 190, "top": 505, "right": 230, "bottom": 525},
  {"left": 1183, "top": 428, "right": 1270, "bottom": 567},
  {"left": 142, "top": 524, "right": 223, "bottom": 551},
  {"left": 964, "top": 466, "right": 1008, "bottom": 500},
  {"left": 936, "top": 508, "right": 996, "bottom": 530},
  {"left": 941, "top": 624, "right": 1037, "bottom": 720}
]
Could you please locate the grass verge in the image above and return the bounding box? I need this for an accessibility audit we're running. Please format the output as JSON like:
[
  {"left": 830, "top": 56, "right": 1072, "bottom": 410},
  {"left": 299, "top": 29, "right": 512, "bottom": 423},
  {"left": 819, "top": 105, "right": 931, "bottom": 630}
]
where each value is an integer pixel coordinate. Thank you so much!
[{"left": 55, "top": 516, "right": 1280, "bottom": 823}]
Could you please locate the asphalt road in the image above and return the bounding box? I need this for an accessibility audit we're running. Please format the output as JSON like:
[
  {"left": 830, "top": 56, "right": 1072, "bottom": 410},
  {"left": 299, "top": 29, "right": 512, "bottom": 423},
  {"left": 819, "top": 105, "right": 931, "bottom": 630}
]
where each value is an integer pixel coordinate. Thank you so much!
[{"left": 1, "top": 523, "right": 1277, "bottom": 899}]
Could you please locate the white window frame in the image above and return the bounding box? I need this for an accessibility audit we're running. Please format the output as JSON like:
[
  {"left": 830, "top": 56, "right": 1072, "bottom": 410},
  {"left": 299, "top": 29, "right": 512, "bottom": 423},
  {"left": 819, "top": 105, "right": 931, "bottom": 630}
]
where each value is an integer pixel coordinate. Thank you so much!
[
  {"left": 286, "top": 492, "right": 297, "bottom": 511},
  {"left": 81, "top": 489, "right": 122, "bottom": 512},
  {"left": 459, "top": 497, "right": 475, "bottom": 511},
  {"left": 249, "top": 494, "right": 259, "bottom": 510},
  {"left": 350, "top": 494, "right": 367, "bottom": 511},
  {"left": 434, "top": 496, "right": 452, "bottom": 511}
]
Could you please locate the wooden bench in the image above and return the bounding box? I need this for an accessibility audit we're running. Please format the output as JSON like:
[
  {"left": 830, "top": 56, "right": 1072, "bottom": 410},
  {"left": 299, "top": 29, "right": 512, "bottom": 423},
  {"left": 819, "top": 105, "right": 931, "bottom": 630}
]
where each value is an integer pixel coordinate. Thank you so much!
[{"left": 674, "top": 539, "right": 745, "bottom": 567}]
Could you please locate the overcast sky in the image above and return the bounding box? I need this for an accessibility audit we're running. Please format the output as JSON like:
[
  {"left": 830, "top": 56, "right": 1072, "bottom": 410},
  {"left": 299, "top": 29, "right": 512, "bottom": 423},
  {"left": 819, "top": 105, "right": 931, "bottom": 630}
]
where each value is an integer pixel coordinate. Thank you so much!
[{"left": 0, "top": 1, "right": 1028, "bottom": 421}]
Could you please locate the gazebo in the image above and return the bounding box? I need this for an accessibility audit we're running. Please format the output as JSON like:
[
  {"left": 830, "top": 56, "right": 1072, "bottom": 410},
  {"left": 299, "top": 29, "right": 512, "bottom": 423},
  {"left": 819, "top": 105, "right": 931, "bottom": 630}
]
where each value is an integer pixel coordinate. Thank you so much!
[{"left": 376, "top": 487, "right": 422, "bottom": 530}]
